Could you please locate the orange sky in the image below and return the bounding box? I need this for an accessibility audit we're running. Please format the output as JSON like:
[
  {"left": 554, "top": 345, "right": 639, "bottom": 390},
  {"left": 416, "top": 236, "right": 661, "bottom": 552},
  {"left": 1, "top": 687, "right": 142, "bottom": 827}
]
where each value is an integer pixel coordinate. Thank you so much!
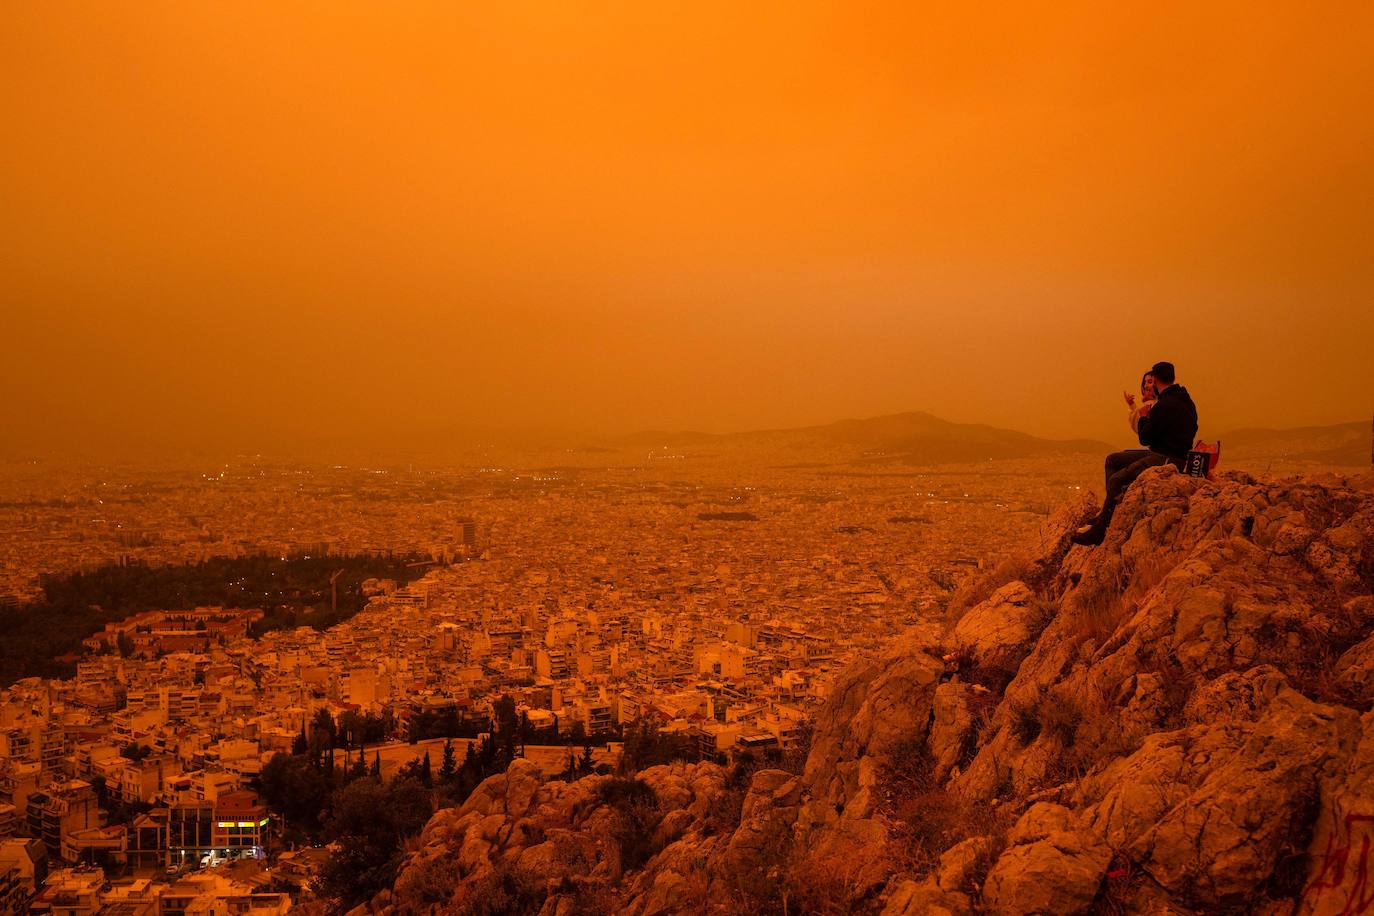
[{"left": 3, "top": 2, "right": 1372, "bottom": 455}]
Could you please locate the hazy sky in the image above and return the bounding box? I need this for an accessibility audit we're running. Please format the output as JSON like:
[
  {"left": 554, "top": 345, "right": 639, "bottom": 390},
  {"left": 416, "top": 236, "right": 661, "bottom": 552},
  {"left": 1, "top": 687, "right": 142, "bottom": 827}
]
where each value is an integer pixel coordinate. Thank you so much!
[{"left": 3, "top": 2, "right": 1372, "bottom": 455}]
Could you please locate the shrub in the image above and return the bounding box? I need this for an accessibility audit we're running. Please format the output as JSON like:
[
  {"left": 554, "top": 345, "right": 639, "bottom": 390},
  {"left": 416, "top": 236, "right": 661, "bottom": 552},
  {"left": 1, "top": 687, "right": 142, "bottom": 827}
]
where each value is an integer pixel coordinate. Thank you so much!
[
  {"left": 1009, "top": 698, "right": 1043, "bottom": 746},
  {"left": 596, "top": 777, "right": 662, "bottom": 872},
  {"left": 393, "top": 852, "right": 462, "bottom": 906},
  {"left": 618, "top": 718, "right": 694, "bottom": 773},
  {"left": 316, "top": 777, "right": 434, "bottom": 909},
  {"left": 782, "top": 850, "right": 885, "bottom": 915},
  {"left": 1068, "top": 577, "right": 1127, "bottom": 646},
  {"left": 877, "top": 736, "right": 1013, "bottom": 880},
  {"left": 1123, "top": 554, "right": 1174, "bottom": 603},
  {"left": 1038, "top": 692, "right": 1083, "bottom": 747},
  {"left": 449, "top": 862, "right": 546, "bottom": 916}
]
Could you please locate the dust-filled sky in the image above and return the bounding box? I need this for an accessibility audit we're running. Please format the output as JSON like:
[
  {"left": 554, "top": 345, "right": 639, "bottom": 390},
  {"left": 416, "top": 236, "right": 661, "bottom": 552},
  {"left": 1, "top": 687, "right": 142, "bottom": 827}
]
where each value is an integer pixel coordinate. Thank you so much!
[{"left": 3, "top": 2, "right": 1372, "bottom": 456}]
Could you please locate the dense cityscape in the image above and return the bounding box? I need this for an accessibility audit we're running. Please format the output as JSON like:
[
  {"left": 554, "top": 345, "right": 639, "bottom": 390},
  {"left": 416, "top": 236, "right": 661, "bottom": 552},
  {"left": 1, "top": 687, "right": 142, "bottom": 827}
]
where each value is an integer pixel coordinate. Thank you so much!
[{"left": 0, "top": 444, "right": 1100, "bottom": 912}]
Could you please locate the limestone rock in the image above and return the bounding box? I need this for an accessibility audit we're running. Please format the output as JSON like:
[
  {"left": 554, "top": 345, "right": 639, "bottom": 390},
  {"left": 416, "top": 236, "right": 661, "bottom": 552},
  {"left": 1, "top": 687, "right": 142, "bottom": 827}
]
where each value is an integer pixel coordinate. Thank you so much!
[
  {"left": 951, "top": 581, "right": 1051, "bottom": 674},
  {"left": 800, "top": 623, "right": 944, "bottom": 833},
  {"left": 881, "top": 877, "right": 973, "bottom": 916},
  {"left": 935, "top": 835, "right": 996, "bottom": 896},
  {"left": 1297, "top": 711, "right": 1374, "bottom": 916},
  {"left": 1131, "top": 690, "right": 1359, "bottom": 906},
  {"left": 982, "top": 803, "right": 1110, "bottom": 916},
  {"left": 1334, "top": 635, "right": 1374, "bottom": 702},
  {"left": 929, "top": 682, "right": 979, "bottom": 780}
]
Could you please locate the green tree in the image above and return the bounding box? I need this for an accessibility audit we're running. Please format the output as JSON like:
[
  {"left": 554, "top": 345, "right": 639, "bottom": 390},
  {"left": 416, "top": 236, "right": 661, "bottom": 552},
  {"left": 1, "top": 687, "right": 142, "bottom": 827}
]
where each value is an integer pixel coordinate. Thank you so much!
[
  {"left": 309, "top": 709, "right": 337, "bottom": 762},
  {"left": 120, "top": 743, "right": 151, "bottom": 761},
  {"left": 493, "top": 695, "right": 518, "bottom": 736},
  {"left": 439, "top": 739, "right": 456, "bottom": 782},
  {"left": 597, "top": 777, "right": 662, "bottom": 870},
  {"left": 620, "top": 718, "right": 693, "bottom": 773},
  {"left": 561, "top": 748, "right": 577, "bottom": 782},
  {"left": 259, "top": 752, "right": 331, "bottom": 834},
  {"left": 316, "top": 777, "right": 433, "bottom": 909},
  {"left": 338, "top": 709, "right": 368, "bottom": 749}
]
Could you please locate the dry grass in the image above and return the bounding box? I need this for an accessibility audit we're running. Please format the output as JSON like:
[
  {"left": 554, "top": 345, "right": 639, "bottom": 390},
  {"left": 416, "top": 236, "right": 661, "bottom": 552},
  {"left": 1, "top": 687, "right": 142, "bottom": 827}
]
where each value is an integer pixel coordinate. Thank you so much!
[
  {"left": 1010, "top": 685, "right": 1143, "bottom": 786},
  {"left": 781, "top": 852, "right": 890, "bottom": 916},
  {"left": 879, "top": 737, "right": 1013, "bottom": 881},
  {"left": 1039, "top": 692, "right": 1084, "bottom": 747},
  {"left": 1251, "top": 585, "right": 1372, "bottom": 711},
  {"left": 1067, "top": 577, "right": 1129, "bottom": 647},
  {"left": 446, "top": 863, "right": 546, "bottom": 916},
  {"left": 720, "top": 823, "right": 879, "bottom": 915},
  {"left": 1063, "top": 687, "right": 1149, "bottom": 778},
  {"left": 942, "top": 644, "right": 1017, "bottom": 697},
  {"left": 1009, "top": 697, "right": 1043, "bottom": 746},
  {"left": 1123, "top": 553, "right": 1174, "bottom": 604}
]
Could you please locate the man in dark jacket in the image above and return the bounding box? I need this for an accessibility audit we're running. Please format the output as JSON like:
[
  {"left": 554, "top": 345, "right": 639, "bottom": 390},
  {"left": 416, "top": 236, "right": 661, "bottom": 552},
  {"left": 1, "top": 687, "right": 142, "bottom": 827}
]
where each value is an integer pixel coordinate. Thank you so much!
[{"left": 1072, "top": 361, "right": 1198, "bottom": 546}]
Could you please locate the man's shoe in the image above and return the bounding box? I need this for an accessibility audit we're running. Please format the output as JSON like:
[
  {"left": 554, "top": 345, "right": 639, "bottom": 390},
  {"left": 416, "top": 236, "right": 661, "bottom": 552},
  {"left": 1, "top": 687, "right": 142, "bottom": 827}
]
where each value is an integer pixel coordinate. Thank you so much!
[{"left": 1071, "top": 525, "right": 1106, "bottom": 547}]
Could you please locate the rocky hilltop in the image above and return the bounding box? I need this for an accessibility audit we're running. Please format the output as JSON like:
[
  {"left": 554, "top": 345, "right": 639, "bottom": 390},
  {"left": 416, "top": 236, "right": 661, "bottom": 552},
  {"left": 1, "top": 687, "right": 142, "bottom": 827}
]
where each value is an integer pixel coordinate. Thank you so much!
[{"left": 365, "top": 466, "right": 1374, "bottom": 916}]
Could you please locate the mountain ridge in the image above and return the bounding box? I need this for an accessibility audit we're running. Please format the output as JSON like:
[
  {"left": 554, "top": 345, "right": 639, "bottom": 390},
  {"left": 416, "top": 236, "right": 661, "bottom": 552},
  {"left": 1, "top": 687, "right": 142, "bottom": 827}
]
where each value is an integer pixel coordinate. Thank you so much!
[
  {"left": 1220, "top": 419, "right": 1370, "bottom": 467},
  {"left": 614, "top": 410, "right": 1111, "bottom": 463}
]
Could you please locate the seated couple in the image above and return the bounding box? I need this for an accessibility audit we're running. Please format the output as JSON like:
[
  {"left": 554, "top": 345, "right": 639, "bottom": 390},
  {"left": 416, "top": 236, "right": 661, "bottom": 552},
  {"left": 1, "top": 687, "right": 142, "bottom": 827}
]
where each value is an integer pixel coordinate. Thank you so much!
[{"left": 1072, "top": 360, "right": 1198, "bottom": 547}]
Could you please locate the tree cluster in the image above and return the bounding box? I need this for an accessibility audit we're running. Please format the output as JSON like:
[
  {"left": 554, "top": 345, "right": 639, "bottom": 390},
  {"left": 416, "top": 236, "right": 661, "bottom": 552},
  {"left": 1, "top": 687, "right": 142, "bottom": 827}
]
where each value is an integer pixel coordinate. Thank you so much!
[
  {"left": 618, "top": 717, "right": 695, "bottom": 773},
  {"left": 0, "top": 552, "right": 432, "bottom": 685}
]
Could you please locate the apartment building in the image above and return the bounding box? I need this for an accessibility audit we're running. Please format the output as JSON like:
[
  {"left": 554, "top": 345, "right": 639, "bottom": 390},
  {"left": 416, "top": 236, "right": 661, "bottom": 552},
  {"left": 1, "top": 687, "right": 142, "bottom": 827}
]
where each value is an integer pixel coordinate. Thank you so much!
[{"left": 25, "top": 781, "right": 99, "bottom": 861}]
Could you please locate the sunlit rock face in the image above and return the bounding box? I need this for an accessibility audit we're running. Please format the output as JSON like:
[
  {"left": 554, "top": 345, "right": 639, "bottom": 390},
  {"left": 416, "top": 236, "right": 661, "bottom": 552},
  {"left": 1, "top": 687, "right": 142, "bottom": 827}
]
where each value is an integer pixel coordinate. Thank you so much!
[{"left": 369, "top": 467, "right": 1374, "bottom": 916}]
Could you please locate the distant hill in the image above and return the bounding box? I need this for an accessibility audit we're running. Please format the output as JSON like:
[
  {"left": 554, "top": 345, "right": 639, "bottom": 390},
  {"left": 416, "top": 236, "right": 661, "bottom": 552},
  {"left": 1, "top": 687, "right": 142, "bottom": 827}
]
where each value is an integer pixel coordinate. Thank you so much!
[
  {"left": 1220, "top": 420, "right": 1371, "bottom": 467},
  {"left": 617, "top": 411, "right": 1109, "bottom": 464}
]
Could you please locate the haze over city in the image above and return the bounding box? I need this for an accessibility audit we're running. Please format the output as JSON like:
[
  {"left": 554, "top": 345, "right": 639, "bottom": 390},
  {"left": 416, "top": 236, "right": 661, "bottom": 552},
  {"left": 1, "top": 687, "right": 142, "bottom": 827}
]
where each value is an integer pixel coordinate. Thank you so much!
[
  {"left": 4, "top": 2, "right": 1373, "bottom": 458},
  {"left": 2, "top": 5, "right": 1373, "bottom": 916}
]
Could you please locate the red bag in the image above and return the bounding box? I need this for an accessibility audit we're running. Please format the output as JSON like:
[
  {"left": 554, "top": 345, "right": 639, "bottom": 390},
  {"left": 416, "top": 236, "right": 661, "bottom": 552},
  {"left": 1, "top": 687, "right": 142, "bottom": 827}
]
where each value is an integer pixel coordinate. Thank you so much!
[{"left": 1184, "top": 440, "right": 1221, "bottom": 480}]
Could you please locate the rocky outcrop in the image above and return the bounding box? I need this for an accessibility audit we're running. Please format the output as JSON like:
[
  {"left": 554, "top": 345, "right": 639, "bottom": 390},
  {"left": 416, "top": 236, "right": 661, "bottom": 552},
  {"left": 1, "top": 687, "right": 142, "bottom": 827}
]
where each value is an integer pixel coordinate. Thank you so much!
[
  {"left": 982, "top": 803, "right": 1111, "bottom": 915},
  {"left": 950, "top": 581, "right": 1052, "bottom": 673},
  {"left": 368, "top": 466, "right": 1374, "bottom": 916}
]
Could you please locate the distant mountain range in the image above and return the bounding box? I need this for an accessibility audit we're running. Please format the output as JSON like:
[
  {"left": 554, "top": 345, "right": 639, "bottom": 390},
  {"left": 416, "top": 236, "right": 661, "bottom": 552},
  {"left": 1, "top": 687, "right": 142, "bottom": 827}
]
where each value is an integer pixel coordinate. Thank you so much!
[
  {"left": 616, "top": 411, "right": 1109, "bottom": 464},
  {"left": 1220, "top": 420, "right": 1371, "bottom": 466}
]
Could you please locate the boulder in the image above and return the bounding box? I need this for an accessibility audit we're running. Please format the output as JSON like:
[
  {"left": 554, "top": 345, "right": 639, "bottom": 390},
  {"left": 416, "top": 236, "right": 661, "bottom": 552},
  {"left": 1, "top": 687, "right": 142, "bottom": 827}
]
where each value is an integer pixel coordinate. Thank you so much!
[
  {"left": 1297, "top": 711, "right": 1374, "bottom": 916},
  {"left": 1334, "top": 635, "right": 1374, "bottom": 703},
  {"left": 881, "top": 877, "right": 973, "bottom": 916},
  {"left": 1131, "top": 690, "right": 1360, "bottom": 906},
  {"left": 981, "top": 803, "right": 1110, "bottom": 916},
  {"left": 951, "top": 581, "right": 1051, "bottom": 673},
  {"left": 929, "top": 682, "right": 979, "bottom": 779},
  {"left": 935, "top": 835, "right": 996, "bottom": 896},
  {"left": 801, "top": 623, "right": 944, "bottom": 826}
]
